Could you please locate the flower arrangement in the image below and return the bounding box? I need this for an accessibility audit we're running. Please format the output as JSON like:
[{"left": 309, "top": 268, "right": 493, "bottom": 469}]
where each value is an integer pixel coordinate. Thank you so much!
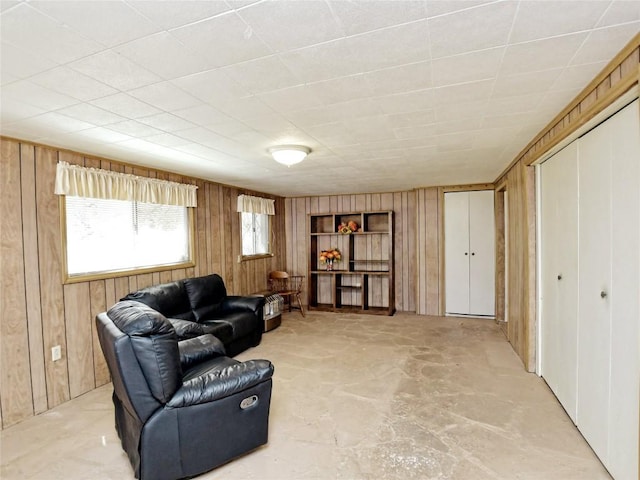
[
  {"left": 319, "top": 248, "right": 341, "bottom": 270},
  {"left": 337, "top": 220, "right": 360, "bottom": 234}
]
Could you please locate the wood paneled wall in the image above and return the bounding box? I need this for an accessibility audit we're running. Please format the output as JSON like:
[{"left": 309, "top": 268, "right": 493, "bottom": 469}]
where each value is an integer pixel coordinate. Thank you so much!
[
  {"left": 496, "top": 34, "right": 640, "bottom": 371},
  {"left": 415, "top": 187, "right": 442, "bottom": 316},
  {"left": 285, "top": 192, "right": 417, "bottom": 312},
  {"left": 0, "top": 138, "right": 285, "bottom": 429}
]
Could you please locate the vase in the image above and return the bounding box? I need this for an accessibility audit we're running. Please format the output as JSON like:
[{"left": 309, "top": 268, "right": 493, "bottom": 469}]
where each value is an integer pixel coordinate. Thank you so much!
[{"left": 326, "top": 260, "right": 333, "bottom": 271}]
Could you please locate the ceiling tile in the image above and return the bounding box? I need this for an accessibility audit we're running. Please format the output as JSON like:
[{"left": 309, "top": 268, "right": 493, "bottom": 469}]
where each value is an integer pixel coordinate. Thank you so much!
[
  {"left": 29, "top": 66, "right": 118, "bottom": 101},
  {"left": 432, "top": 79, "right": 494, "bottom": 106},
  {"left": 75, "top": 126, "right": 133, "bottom": 144},
  {"left": 106, "top": 119, "right": 165, "bottom": 137},
  {"left": 115, "top": 32, "right": 215, "bottom": 79},
  {"left": 170, "top": 11, "right": 272, "bottom": 68},
  {"left": 376, "top": 89, "right": 435, "bottom": 115},
  {"left": 0, "top": 41, "right": 58, "bottom": 80},
  {"left": 510, "top": 1, "right": 609, "bottom": 43},
  {"left": 487, "top": 92, "right": 546, "bottom": 116},
  {"left": 596, "top": 1, "right": 640, "bottom": 27},
  {"left": 128, "top": 82, "right": 201, "bottom": 112},
  {"left": 431, "top": 47, "right": 504, "bottom": 87},
  {"left": 222, "top": 55, "right": 303, "bottom": 95},
  {"left": 340, "top": 20, "right": 431, "bottom": 72},
  {"left": 56, "top": 104, "right": 127, "bottom": 126},
  {"left": 426, "top": 1, "right": 495, "bottom": 18},
  {"left": 128, "top": 0, "right": 232, "bottom": 30},
  {"left": 0, "top": 98, "right": 46, "bottom": 124},
  {"left": 571, "top": 23, "right": 640, "bottom": 65},
  {"left": 492, "top": 68, "right": 564, "bottom": 99},
  {"left": 172, "top": 104, "right": 236, "bottom": 127},
  {"left": 329, "top": 0, "right": 427, "bottom": 37},
  {"left": 550, "top": 62, "right": 608, "bottom": 92},
  {"left": 500, "top": 32, "right": 589, "bottom": 75},
  {"left": 140, "top": 132, "right": 191, "bottom": 148},
  {"left": 237, "top": 1, "right": 345, "bottom": 52},
  {"left": 285, "top": 98, "right": 383, "bottom": 127},
  {"left": 1, "top": 80, "right": 80, "bottom": 110},
  {"left": 301, "top": 75, "right": 374, "bottom": 105},
  {"left": 69, "top": 50, "right": 162, "bottom": 91},
  {"left": 257, "top": 85, "right": 325, "bottom": 113},
  {"left": 1, "top": 3, "right": 103, "bottom": 63},
  {"left": 387, "top": 110, "right": 436, "bottom": 128},
  {"left": 90, "top": 93, "right": 162, "bottom": 119},
  {"left": 29, "top": 1, "right": 161, "bottom": 48},
  {"left": 363, "top": 61, "right": 432, "bottom": 96},
  {"left": 137, "top": 113, "right": 196, "bottom": 132},
  {"left": 171, "top": 69, "right": 250, "bottom": 104},
  {"left": 428, "top": 2, "right": 517, "bottom": 59}
]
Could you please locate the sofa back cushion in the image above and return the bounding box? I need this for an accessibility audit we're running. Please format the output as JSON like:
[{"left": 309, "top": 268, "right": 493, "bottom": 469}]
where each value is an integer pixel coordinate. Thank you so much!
[
  {"left": 121, "top": 281, "right": 194, "bottom": 321},
  {"left": 107, "top": 300, "right": 182, "bottom": 403},
  {"left": 184, "top": 274, "right": 227, "bottom": 322}
]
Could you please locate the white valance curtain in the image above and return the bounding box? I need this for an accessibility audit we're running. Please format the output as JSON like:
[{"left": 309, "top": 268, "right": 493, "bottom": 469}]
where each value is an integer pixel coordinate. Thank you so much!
[
  {"left": 237, "top": 194, "right": 275, "bottom": 215},
  {"left": 54, "top": 161, "right": 198, "bottom": 207}
]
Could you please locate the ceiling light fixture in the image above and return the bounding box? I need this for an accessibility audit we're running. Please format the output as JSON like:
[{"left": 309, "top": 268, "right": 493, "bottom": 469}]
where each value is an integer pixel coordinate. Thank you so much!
[{"left": 268, "top": 145, "right": 310, "bottom": 167}]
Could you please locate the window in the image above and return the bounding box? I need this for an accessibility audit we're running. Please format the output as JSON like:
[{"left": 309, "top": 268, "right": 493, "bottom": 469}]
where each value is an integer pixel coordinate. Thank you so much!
[
  {"left": 64, "top": 196, "right": 192, "bottom": 279},
  {"left": 241, "top": 211, "right": 270, "bottom": 256}
]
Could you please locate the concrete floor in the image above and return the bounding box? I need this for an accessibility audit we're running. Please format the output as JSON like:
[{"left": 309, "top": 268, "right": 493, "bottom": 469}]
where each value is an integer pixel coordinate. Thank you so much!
[{"left": 1, "top": 311, "right": 610, "bottom": 480}]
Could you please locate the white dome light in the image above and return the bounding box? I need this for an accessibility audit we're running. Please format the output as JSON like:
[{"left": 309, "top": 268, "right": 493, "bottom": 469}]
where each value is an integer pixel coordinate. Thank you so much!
[{"left": 268, "top": 145, "right": 311, "bottom": 166}]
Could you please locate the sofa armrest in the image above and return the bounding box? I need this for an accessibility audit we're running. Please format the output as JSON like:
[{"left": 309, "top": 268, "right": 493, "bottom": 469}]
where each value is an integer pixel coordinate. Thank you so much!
[
  {"left": 178, "top": 334, "right": 226, "bottom": 370},
  {"left": 167, "top": 359, "right": 274, "bottom": 408},
  {"left": 221, "top": 296, "right": 264, "bottom": 316},
  {"left": 168, "top": 318, "right": 206, "bottom": 340}
]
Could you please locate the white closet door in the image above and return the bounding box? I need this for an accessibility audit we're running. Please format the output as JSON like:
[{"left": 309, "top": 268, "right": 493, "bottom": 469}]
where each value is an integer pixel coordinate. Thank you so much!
[
  {"left": 469, "top": 190, "right": 495, "bottom": 316},
  {"left": 607, "top": 100, "right": 639, "bottom": 480},
  {"left": 445, "top": 192, "right": 470, "bottom": 315},
  {"left": 576, "top": 109, "right": 612, "bottom": 463},
  {"left": 540, "top": 142, "right": 579, "bottom": 422}
]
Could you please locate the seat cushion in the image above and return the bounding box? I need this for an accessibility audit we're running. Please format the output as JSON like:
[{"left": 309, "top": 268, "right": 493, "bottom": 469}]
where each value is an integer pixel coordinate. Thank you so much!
[
  {"left": 184, "top": 274, "right": 227, "bottom": 322},
  {"left": 203, "top": 312, "right": 256, "bottom": 339},
  {"left": 122, "top": 281, "right": 194, "bottom": 321}
]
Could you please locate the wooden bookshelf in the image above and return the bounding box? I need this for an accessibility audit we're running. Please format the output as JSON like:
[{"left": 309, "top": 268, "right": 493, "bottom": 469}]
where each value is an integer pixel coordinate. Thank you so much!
[{"left": 308, "top": 211, "right": 394, "bottom": 315}]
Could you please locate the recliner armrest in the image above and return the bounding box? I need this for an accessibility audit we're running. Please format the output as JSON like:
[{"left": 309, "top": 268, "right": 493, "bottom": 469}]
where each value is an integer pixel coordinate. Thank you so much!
[
  {"left": 178, "top": 334, "right": 226, "bottom": 369},
  {"left": 221, "top": 296, "right": 264, "bottom": 316},
  {"left": 167, "top": 359, "right": 274, "bottom": 408}
]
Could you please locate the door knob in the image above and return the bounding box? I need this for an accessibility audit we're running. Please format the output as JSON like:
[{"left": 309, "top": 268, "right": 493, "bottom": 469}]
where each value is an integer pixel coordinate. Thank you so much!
[
  {"left": 465, "top": 252, "right": 468, "bottom": 255},
  {"left": 471, "top": 252, "right": 475, "bottom": 256},
  {"left": 600, "top": 291, "right": 607, "bottom": 299},
  {"left": 557, "top": 274, "right": 562, "bottom": 280}
]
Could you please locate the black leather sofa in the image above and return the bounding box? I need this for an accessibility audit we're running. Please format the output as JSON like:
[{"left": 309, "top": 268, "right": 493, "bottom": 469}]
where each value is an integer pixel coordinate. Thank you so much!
[
  {"left": 96, "top": 300, "right": 274, "bottom": 480},
  {"left": 121, "top": 273, "right": 264, "bottom": 357}
]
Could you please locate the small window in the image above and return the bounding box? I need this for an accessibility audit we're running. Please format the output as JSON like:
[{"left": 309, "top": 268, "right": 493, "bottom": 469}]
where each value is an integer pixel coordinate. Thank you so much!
[
  {"left": 241, "top": 211, "right": 270, "bottom": 256},
  {"left": 63, "top": 196, "right": 192, "bottom": 279}
]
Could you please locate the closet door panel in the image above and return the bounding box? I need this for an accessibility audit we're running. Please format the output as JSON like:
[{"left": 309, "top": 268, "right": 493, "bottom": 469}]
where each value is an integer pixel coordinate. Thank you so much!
[
  {"left": 607, "top": 100, "right": 640, "bottom": 480},
  {"left": 445, "top": 192, "right": 470, "bottom": 315},
  {"left": 576, "top": 116, "right": 612, "bottom": 462},
  {"left": 469, "top": 190, "right": 495, "bottom": 316},
  {"left": 540, "top": 142, "right": 579, "bottom": 422}
]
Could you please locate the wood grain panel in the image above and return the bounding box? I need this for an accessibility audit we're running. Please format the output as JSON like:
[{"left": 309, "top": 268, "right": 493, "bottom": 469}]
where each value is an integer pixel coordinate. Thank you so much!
[
  {"left": 0, "top": 138, "right": 33, "bottom": 427},
  {"left": 36, "top": 146, "right": 70, "bottom": 408},
  {"left": 89, "top": 280, "right": 109, "bottom": 386},
  {"left": 19, "top": 143, "right": 47, "bottom": 415},
  {"left": 415, "top": 187, "right": 440, "bottom": 316},
  {"left": 64, "top": 282, "right": 94, "bottom": 398}
]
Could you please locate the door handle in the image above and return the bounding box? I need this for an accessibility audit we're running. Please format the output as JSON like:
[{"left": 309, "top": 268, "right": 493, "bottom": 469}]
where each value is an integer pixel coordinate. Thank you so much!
[
  {"left": 465, "top": 252, "right": 468, "bottom": 255},
  {"left": 557, "top": 274, "right": 562, "bottom": 280},
  {"left": 600, "top": 291, "right": 607, "bottom": 299},
  {"left": 471, "top": 252, "right": 475, "bottom": 256}
]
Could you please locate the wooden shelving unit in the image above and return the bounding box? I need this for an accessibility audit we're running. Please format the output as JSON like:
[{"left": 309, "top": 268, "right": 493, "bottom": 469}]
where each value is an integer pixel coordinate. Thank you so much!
[{"left": 308, "top": 211, "right": 394, "bottom": 315}]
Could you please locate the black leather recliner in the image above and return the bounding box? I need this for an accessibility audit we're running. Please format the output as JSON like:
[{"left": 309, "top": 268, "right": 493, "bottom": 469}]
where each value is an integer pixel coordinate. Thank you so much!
[{"left": 96, "top": 300, "right": 274, "bottom": 480}]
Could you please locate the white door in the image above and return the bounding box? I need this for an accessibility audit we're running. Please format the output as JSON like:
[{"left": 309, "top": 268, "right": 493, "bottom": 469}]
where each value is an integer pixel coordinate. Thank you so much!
[
  {"left": 576, "top": 106, "right": 612, "bottom": 464},
  {"left": 445, "top": 191, "right": 495, "bottom": 316},
  {"left": 539, "top": 142, "right": 579, "bottom": 422},
  {"left": 606, "top": 100, "right": 639, "bottom": 480},
  {"left": 445, "top": 192, "right": 470, "bottom": 315},
  {"left": 469, "top": 190, "right": 495, "bottom": 316}
]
